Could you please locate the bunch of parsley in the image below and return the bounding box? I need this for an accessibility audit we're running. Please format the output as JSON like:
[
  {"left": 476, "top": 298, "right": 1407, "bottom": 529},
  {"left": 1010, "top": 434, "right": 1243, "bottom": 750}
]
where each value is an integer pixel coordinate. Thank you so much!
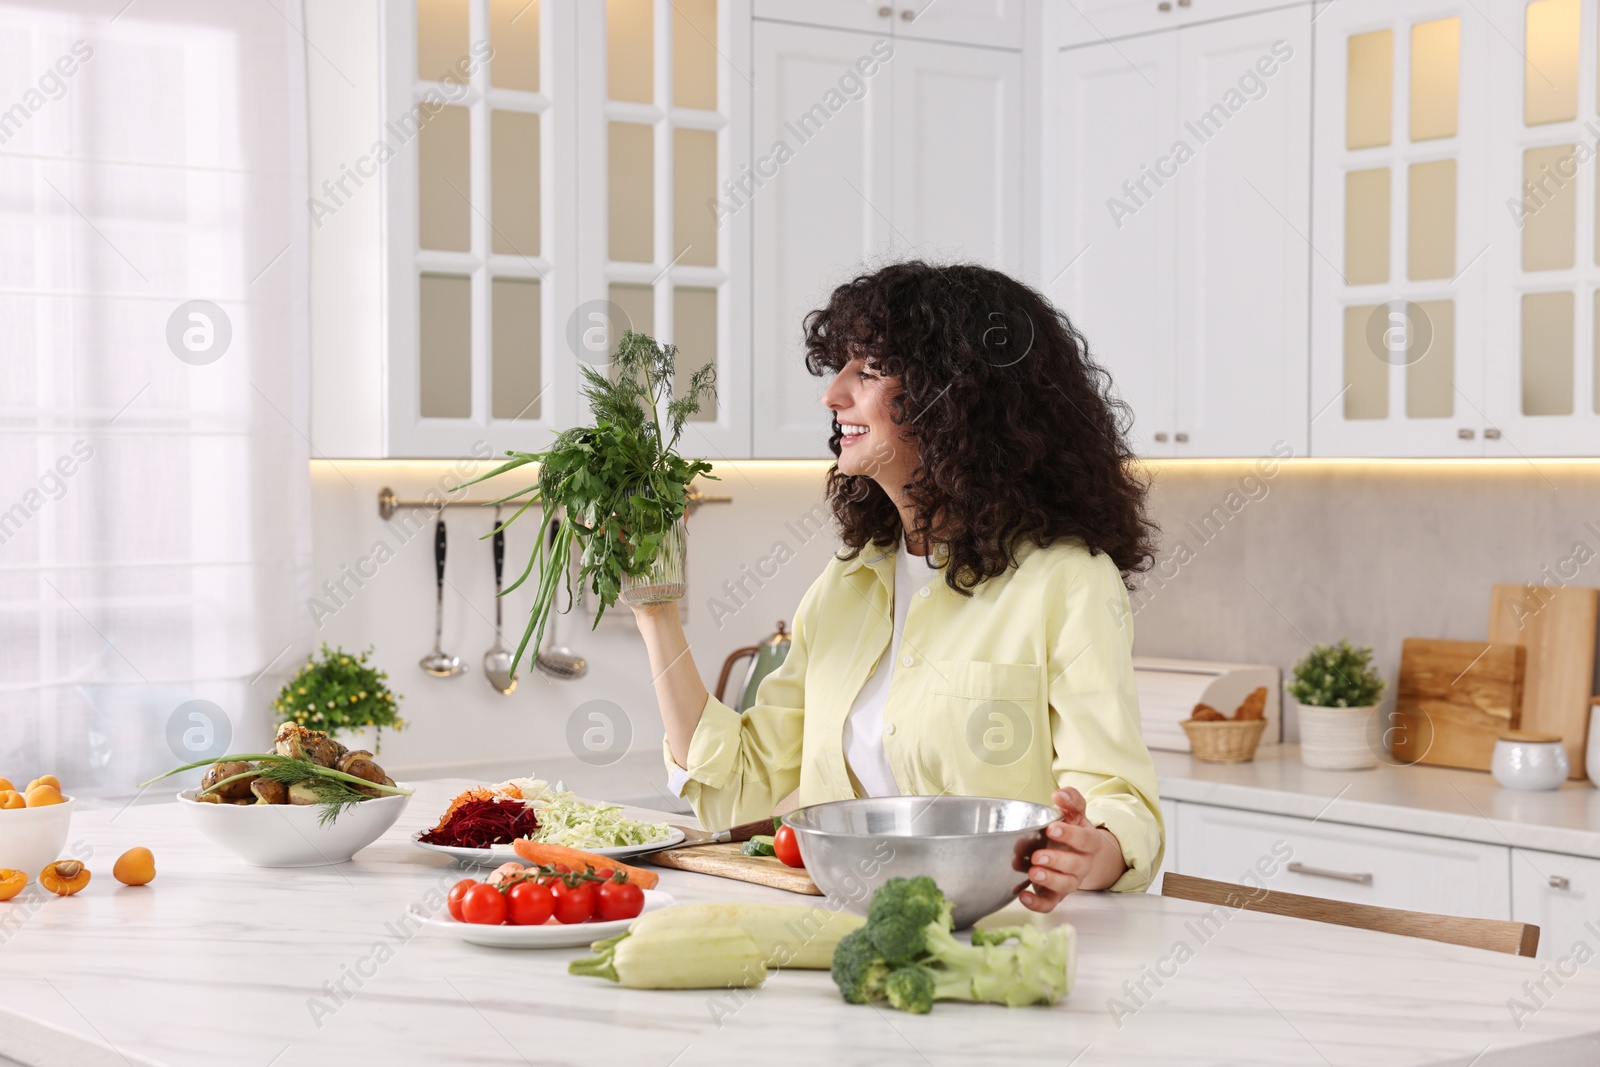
[{"left": 469, "top": 331, "right": 716, "bottom": 677}]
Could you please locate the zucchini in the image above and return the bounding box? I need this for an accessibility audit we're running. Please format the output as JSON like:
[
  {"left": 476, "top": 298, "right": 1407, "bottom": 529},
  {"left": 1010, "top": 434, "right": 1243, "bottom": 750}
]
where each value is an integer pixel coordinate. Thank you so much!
[
  {"left": 569, "top": 926, "right": 766, "bottom": 989},
  {"left": 619, "top": 902, "right": 865, "bottom": 969}
]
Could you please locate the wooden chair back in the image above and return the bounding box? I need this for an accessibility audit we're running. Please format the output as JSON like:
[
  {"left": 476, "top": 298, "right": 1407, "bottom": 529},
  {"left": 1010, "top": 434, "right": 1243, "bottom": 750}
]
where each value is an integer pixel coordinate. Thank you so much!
[{"left": 1160, "top": 873, "right": 1540, "bottom": 958}]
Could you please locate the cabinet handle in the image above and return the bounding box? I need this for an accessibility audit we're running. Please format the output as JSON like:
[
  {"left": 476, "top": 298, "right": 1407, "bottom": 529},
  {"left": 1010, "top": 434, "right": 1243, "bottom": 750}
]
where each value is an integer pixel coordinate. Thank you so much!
[
  {"left": 1484, "top": 428, "right": 1502, "bottom": 440},
  {"left": 878, "top": 5, "right": 892, "bottom": 16},
  {"left": 1178, "top": 0, "right": 1191, "bottom": 5},
  {"left": 1287, "top": 861, "right": 1373, "bottom": 885},
  {"left": 1457, "top": 427, "right": 1476, "bottom": 440},
  {"left": 900, "top": 7, "right": 915, "bottom": 20},
  {"left": 1549, "top": 875, "right": 1571, "bottom": 890},
  {"left": 1158, "top": 1, "right": 1172, "bottom": 9},
  {"left": 1153, "top": 432, "right": 1169, "bottom": 442},
  {"left": 1174, "top": 432, "right": 1189, "bottom": 443}
]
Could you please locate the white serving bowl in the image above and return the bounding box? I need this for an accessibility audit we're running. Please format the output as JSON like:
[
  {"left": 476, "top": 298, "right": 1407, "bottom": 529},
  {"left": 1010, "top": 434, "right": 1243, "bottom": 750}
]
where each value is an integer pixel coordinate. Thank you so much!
[
  {"left": 0, "top": 795, "right": 76, "bottom": 883},
  {"left": 178, "top": 785, "right": 411, "bottom": 867}
]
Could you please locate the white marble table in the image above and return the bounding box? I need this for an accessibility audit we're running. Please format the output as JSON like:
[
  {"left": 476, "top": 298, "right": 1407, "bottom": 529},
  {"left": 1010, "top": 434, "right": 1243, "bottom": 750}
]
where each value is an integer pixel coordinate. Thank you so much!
[{"left": 3, "top": 778, "right": 1599, "bottom": 1067}]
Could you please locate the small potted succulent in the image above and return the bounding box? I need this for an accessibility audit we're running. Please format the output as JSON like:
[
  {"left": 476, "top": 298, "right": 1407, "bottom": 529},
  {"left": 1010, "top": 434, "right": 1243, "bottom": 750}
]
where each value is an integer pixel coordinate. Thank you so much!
[
  {"left": 1288, "top": 640, "right": 1386, "bottom": 770},
  {"left": 273, "top": 644, "right": 405, "bottom": 754}
]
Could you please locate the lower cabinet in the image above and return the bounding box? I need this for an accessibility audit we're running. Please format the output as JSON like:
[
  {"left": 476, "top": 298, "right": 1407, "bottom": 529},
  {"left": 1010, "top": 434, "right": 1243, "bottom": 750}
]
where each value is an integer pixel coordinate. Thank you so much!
[
  {"left": 1511, "top": 848, "right": 1600, "bottom": 969},
  {"left": 1170, "top": 801, "right": 1511, "bottom": 920}
]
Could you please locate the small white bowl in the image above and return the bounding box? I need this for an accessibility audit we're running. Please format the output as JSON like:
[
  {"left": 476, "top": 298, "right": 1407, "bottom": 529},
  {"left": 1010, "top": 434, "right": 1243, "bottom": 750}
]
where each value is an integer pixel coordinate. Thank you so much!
[
  {"left": 1491, "top": 734, "right": 1570, "bottom": 792},
  {"left": 0, "top": 795, "right": 76, "bottom": 883},
  {"left": 178, "top": 785, "right": 411, "bottom": 867}
]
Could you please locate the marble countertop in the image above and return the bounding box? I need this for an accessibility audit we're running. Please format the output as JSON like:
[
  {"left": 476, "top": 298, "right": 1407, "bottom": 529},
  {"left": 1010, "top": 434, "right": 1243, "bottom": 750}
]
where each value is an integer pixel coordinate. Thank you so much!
[
  {"left": 5, "top": 778, "right": 1600, "bottom": 1067},
  {"left": 1154, "top": 746, "right": 1600, "bottom": 858}
]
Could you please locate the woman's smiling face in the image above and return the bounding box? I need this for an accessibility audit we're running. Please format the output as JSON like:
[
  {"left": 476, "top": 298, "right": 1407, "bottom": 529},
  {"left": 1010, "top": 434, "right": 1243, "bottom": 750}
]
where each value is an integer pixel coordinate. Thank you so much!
[{"left": 822, "top": 356, "right": 917, "bottom": 485}]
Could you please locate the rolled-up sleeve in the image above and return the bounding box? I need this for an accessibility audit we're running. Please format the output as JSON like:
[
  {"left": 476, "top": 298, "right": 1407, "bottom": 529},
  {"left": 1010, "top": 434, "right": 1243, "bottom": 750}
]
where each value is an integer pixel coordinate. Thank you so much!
[
  {"left": 662, "top": 576, "right": 820, "bottom": 829},
  {"left": 1046, "top": 550, "right": 1164, "bottom": 892}
]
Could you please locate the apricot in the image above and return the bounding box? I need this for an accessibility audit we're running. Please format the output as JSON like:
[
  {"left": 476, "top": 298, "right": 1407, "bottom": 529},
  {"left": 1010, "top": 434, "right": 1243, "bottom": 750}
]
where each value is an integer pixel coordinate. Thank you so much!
[
  {"left": 0, "top": 777, "right": 13, "bottom": 792},
  {"left": 24, "top": 784, "right": 64, "bottom": 807},
  {"left": 0, "top": 790, "right": 24, "bottom": 810},
  {"left": 0, "top": 870, "right": 24, "bottom": 901},
  {"left": 39, "top": 860, "right": 90, "bottom": 896},
  {"left": 25, "top": 775, "right": 60, "bottom": 793},
  {"left": 113, "top": 847, "right": 155, "bottom": 886}
]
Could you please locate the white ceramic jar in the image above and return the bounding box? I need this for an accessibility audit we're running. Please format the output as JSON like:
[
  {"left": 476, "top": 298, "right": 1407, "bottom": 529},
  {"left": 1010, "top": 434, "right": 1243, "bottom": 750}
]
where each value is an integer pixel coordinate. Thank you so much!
[
  {"left": 1492, "top": 732, "right": 1570, "bottom": 791},
  {"left": 1588, "top": 705, "right": 1600, "bottom": 791},
  {"left": 1297, "top": 703, "right": 1379, "bottom": 770}
]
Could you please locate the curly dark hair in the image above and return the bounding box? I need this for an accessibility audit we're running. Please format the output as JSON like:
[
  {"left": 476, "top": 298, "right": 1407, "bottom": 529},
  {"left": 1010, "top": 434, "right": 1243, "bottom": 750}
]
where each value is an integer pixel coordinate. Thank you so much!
[{"left": 802, "top": 260, "right": 1158, "bottom": 593}]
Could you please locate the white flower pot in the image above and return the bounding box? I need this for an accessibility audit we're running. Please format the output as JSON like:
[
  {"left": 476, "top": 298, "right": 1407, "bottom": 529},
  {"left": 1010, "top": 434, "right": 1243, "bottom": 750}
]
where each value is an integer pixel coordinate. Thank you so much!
[
  {"left": 336, "top": 725, "right": 381, "bottom": 755},
  {"left": 1298, "top": 703, "right": 1379, "bottom": 770}
]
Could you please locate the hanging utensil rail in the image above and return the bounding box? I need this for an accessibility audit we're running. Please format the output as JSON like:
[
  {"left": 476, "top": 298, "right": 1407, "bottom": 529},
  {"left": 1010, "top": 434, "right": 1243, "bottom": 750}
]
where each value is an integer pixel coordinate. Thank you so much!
[{"left": 376, "top": 484, "right": 731, "bottom": 521}]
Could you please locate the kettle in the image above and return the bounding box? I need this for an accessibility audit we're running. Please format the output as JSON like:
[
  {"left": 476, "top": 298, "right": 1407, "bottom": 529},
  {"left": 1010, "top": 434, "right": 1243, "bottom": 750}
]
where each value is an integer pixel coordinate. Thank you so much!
[{"left": 715, "top": 621, "right": 790, "bottom": 713}]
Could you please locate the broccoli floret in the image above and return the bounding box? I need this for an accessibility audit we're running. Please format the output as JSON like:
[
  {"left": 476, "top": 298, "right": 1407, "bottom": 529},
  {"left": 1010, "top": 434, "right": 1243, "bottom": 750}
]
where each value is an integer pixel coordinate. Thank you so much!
[
  {"left": 867, "top": 875, "right": 952, "bottom": 930},
  {"left": 831, "top": 926, "right": 891, "bottom": 1004},
  {"left": 831, "top": 880, "right": 1075, "bottom": 1013},
  {"left": 885, "top": 965, "right": 936, "bottom": 1014}
]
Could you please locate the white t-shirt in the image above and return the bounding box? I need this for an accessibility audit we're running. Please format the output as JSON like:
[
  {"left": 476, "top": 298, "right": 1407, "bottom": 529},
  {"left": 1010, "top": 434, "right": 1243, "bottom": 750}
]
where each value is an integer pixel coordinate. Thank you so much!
[
  {"left": 666, "top": 539, "right": 942, "bottom": 801},
  {"left": 841, "top": 541, "right": 942, "bottom": 797}
]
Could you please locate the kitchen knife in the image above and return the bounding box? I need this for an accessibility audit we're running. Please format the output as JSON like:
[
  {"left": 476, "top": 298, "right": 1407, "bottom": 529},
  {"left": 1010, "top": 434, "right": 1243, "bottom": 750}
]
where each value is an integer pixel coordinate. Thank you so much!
[{"left": 660, "top": 817, "right": 775, "bottom": 849}]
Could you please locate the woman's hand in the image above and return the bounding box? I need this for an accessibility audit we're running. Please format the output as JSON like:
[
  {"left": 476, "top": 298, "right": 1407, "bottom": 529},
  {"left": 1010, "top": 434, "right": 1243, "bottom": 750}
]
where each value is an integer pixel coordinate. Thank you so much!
[{"left": 1016, "top": 788, "right": 1128, "bottom": 912}]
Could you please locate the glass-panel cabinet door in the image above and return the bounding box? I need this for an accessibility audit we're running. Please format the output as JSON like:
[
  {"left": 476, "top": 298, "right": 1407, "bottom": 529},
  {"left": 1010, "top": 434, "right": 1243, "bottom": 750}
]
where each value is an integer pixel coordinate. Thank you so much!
[
  {"left": 386, "top": 0, "right": 578, "bottom": 457},
  {"left": 1310, "top": 0, "right": 1488, "bottom": 456},
  {"left": 1483, "top": 0, "right": 1600, "bottom": 455},
  {"left": 575, "top": 0, "right": 751, "bottom": 458}
]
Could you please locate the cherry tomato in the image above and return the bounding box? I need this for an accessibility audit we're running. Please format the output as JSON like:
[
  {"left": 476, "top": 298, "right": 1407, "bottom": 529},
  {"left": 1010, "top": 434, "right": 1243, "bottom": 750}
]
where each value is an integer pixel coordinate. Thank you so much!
[
  {"left": 551, "top": 880, "right": 597, "bottom": 924},
  {"left": 773, "top": 824, "right": 804, "bottom": 868},
  {"left": 505, "top": 881, "right": 555, "bottom": 926},
  {"left": 596, "top": 879, "right": 645, "bottom": 922},
  {"left": 535, "top": 862, "right": 570, "bottom": 886},
  {"left": 460, "top": 882, "right": 508, "bottom": 925},
  {"left": 591, "top": 866, "right": 615, "bottom": 881},
  {"left": 447, "top": 878, "right": 478, "bottom": 921}
]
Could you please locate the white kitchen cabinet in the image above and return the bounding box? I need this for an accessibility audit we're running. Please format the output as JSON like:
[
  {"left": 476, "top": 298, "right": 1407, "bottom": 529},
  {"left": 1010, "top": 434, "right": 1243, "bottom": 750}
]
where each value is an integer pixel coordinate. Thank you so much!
[
  {"left": 1512, "top": 847, "right": 1600, "bottom": 968},
  {"left": 1054, "top": 5, "right": 1310, "bottom": 458},
  {"left": 1308, "top": 0, "right": 1492, "bottom": 456},
  {"left": 751, "top": 22, "right": 896, "bottom": 459},
  {"left": 754, "top": 0, "right": 1025, "bottom": 49},
  {"left": 1056, "top": 0, "right": 1308, "bottom": 48},
  {"left": 1055, "top": 30, "right": 1177, "bottom": 457},
  {"left": 750, "top": 22, "right": 1023, "bottom": 458},
  {"left": 1175, "top": 802, "right": 1513, "bottom": 920}
]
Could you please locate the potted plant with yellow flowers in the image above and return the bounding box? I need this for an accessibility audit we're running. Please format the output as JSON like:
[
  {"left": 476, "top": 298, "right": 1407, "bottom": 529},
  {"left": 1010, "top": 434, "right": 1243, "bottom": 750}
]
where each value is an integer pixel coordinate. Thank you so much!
[{"left": 272, "top": 644, "right": 405, "bottom": 754}]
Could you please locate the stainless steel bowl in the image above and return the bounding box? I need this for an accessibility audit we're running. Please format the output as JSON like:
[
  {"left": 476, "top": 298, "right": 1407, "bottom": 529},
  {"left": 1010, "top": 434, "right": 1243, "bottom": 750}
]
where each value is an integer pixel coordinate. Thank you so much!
[{"left": 783, "top": 795, "right": 1056, "bottom": 928}]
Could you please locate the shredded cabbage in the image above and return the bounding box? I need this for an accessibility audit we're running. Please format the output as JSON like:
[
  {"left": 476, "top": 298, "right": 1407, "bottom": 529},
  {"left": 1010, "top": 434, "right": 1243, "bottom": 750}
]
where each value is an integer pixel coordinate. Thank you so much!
[{"left": 509, "top": 777, "right": 672, "bottom": 848}]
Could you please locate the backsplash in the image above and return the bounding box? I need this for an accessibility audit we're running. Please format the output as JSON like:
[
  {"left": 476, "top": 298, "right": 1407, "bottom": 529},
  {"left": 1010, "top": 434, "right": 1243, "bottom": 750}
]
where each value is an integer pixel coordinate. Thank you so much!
[{"left": 309, "top": 458, "right": 1600, "bottom": 775}]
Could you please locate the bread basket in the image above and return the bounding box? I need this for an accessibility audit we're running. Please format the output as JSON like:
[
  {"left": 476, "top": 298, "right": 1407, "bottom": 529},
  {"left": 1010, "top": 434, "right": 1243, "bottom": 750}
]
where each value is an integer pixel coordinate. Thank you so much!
[{"left": 1181, "top": 718, "right": 1268, "bottom": 763}]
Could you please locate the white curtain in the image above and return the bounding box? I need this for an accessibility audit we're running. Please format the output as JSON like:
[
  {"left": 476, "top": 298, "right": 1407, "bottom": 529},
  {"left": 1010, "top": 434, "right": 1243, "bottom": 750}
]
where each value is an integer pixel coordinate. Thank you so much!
[{"left": 0, "top": 0, "right": 311, "bottom": 793}]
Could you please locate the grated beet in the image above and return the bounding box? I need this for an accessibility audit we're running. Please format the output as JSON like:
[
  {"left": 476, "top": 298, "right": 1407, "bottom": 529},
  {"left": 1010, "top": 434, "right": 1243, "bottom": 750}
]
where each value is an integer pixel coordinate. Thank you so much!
[{"left": 419, "top": 797, "right": 540, "bottom": 848}]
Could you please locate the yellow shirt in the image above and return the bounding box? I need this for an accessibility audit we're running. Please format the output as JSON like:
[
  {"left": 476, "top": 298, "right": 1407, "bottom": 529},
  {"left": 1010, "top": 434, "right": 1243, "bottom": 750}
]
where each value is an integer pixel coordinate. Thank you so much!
[{"left": 666, "top": 537, "right": 1165, "bottom": 892}]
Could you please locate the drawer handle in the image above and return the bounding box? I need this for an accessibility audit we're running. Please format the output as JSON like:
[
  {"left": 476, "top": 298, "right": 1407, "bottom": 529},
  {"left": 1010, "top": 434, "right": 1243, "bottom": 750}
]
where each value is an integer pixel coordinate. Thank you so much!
[
  {"left": 1549, "top": 875, "right": 1571, "bottom": 890},
  {"left": 1287, "top": 861, "right": 1372, "bottom": 886}
]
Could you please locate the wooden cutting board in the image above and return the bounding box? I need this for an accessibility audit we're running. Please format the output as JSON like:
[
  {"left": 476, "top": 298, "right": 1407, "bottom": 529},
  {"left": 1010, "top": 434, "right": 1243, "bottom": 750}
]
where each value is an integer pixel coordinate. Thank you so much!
[
  {"left": 642, "top": 842, "right": 821, "bottom": 895},
  {"left": 1488, "top": 584, "right": 1599, "bottom": 780},
  {"left": 1392, "top": 638, "right": 1525, "bottom": 771}
]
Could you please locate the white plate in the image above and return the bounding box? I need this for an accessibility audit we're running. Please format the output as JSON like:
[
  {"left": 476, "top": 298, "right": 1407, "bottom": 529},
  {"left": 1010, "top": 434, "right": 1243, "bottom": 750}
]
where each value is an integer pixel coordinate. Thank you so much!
[
  {"left": 411, "top": 889, "right": 676, "bottom": 948},
  {"left": 410, "top": 826, "right": 685, "bottom": 867}
]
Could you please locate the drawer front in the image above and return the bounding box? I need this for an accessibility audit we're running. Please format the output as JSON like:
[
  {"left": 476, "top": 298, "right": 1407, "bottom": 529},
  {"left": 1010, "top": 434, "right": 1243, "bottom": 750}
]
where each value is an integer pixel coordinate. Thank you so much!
[
  {"left": 1511, "top": 848, "right": 1600, "bottom": 968},
  {"left": 1175, "top": 803, "right": 1511, "bottom": 919}
]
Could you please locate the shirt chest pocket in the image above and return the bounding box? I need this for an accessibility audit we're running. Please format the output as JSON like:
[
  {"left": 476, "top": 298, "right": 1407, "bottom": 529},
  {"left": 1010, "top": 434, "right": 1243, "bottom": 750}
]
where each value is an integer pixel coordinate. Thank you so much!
[{"left": 927, "top": 660, "right": 1044, "bottom": 770}]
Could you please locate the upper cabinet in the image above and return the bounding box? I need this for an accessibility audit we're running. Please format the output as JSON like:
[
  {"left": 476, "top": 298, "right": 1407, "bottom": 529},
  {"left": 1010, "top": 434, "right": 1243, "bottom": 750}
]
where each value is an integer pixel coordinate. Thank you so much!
[
  {"left": 1057, "top": 0, "right": 1301, "bottom": 48},
  {"left": 1054, "top": 5, "right": 1311, "bottom": 458},
  {"left": 750, "top": 14, "right": 1024, "bottom": 457},
  {"left": 1312, "top": 0, "right": 1600, "bottom": 457},
  {"left": 382, "top": 0, "right": 580, "bottom": 458},
  {"left": 753, "top": 0, "right": 1025, "bottom": 48},
  {"left": 575, "top": 0, "right": 753, "bottom": 459}
]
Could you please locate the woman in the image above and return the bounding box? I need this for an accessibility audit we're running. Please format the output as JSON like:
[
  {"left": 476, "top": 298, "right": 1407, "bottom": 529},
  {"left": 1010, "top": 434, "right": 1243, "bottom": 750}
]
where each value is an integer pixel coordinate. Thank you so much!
[{"left": 632, "top": 261, "right": 1163, "bottom": 911}]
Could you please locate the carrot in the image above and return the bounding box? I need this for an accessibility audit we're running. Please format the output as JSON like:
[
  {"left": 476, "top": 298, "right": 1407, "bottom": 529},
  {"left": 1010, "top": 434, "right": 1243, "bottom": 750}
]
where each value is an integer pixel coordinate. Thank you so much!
[{"left": 511, "top": 839, "right": 659, "bottom": 890}]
